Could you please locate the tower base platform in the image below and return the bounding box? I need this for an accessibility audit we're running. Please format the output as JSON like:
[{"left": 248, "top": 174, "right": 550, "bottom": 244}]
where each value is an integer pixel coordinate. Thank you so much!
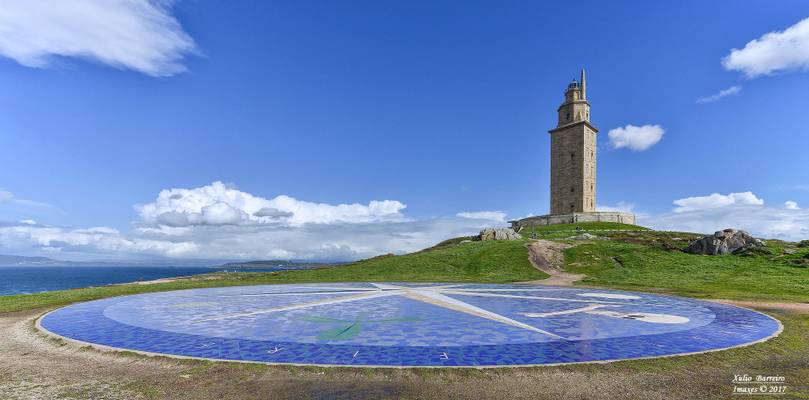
[{"left": 510, "top": 212, "right": 636, "bottom": 231}]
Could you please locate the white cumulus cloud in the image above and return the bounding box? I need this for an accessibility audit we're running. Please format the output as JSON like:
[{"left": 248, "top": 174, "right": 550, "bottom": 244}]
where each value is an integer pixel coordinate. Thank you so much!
[
  {"left": 643, "top": 191, "right": 809, "bottom": 241},
  {"left": 0, "top": 224, "right": 198, "bottom": 258},
  {"left": 608, "top": 124, "right": 664, "bottom": 151},
  {"left": 0, "top": 182, "right": 507, "bottom": 261},
  {"left": 253, "top": 207, "right": 294, "bottom": 218},
  {"left": 785, "top": 201, "right": 800, "bottom": 210},
  {"left": 696, "top": 85, "right": 742, "bottom": 104},
  {"left": 672, "top": 191, "right": 764, "bottom": 213},
  {"left": 135, "top": 181, "right": 407, "bottom": 227},
  {"left": 722, "top": 17, "right": 809, "bottom": 78},
  {"left": 0, "top": 0, "right": 197, "bottom": 77},
  {"left": 456, "top": 211, "right": 508, "bottom": 222}
]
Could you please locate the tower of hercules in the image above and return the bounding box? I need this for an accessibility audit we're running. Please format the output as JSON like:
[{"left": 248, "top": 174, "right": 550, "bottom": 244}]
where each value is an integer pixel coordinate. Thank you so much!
[
  {"left": 548, "top": 68, "right": 597, "bottom": 214},
  {"left": 509, "top": 68, "right": 636, "bottom": 230}
]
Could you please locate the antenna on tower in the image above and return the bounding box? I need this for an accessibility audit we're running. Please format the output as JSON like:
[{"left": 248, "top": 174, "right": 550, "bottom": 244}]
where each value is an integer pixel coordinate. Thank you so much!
[{"left": 580, "top": 67, "right": 586, "bottom": 100}]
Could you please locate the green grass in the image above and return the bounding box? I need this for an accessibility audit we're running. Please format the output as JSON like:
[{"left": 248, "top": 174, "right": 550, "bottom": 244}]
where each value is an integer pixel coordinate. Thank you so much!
[
  {"left": 3, "top": 223, "right": 808, "bottom": 312},
  {"left": 519, "top": 222, "right": 649, "bottom": 239},
  {"left": 565, "top": 239, "right": 809, "bottom": 302},
  {"left": 0, "top": 239, "right": 545, "bottom": 313}
]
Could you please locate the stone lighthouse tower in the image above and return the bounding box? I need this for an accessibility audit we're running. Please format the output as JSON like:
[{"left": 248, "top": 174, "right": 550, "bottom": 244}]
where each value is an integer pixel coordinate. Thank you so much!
[
  {"left": 548, "top": 68, "right": 597, "bottom": 214},
  {"left": 509, "top": 69, "right": 635, "bottom": 230}
]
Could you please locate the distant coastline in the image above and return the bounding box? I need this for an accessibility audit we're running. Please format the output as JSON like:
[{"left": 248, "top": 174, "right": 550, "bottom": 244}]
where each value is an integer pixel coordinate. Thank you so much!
[
  {"left": 0, "top": 254, "right": 343, "bottom": 269},
  {"left": 219, "top": 260, "right": 342, "bottom": 270},
  {"left": 0, "top": 261, "right": 335, "bottom": 296},
  {"left": 0, "top": 254, "right": 218, "bottom": 268}
]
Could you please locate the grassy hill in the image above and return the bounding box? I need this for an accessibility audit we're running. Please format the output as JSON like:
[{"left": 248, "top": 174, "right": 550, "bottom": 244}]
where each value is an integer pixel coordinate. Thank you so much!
[
  {"left": 2, "top": 222, "right": 809, "bottom": 312},
  {"left": 0, "top": 237, "right": 544, "bottom": 313},
  {"left": 520, "top": 221, "right": 650, "bottom": 235},
  {"left": 562, "top": 231, "right": 809, "bottom": 302},
  {"left": 237, "top": 238, "right": 546, "bottom": 284},
  {"left": 515, "top": 222, "right": 809, "bottom": 301}
]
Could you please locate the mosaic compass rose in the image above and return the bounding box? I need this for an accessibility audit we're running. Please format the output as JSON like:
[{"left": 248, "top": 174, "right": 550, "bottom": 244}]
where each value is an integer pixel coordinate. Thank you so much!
[
  {"left": 39, "top": 283, "right": 782, "bottom": 367},
  {"left": 193, "top": 283, "right": 689, "bottom": 340}
]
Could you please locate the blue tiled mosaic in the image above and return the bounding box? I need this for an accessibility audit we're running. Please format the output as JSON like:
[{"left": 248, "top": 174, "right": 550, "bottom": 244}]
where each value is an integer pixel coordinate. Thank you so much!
[{"left": 39, "top": 283, "right": 781, "bottom": 367}]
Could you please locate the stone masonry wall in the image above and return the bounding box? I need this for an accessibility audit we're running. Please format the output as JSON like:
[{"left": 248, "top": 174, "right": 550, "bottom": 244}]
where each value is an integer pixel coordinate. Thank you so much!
[
  {"left": 550, "top": 122, "right": 596, "bottom": 214},
  {"left": 510, "top": 212, "right": 636, "bottom": 230}
]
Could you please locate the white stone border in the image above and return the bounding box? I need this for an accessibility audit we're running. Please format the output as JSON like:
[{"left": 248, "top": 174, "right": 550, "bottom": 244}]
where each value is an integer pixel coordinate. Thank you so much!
[{"left": 34, "top": 290, "right": 784, "bottom": 369}]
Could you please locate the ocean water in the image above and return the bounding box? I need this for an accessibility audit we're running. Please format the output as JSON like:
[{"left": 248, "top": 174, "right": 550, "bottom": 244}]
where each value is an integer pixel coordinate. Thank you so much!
[{"left": 0, "top": 266, "right": 295, "bottom": 296}]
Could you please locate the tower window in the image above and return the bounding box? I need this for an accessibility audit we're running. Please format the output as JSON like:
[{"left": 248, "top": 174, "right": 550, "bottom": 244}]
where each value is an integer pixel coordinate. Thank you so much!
[
  {"left": 570, "top": 152, "right": 575, "bottom": 160},
  {"left": 570, "top": 187, "right": 575, "bottom": 193},
  {"left": 565, "top": 113, "right": 570, "bottom": 121}
]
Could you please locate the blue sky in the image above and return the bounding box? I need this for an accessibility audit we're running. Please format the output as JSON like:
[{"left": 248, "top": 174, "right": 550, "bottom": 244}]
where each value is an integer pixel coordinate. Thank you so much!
[{"left": 1, "top": 1, "right": 808, "bottom": 261}]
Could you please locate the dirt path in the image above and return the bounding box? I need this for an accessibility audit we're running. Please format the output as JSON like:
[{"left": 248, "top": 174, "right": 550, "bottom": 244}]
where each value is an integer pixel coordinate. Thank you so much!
[
  {"left": 0, "top": 310, "right": 182, "bottom": 399},
  {"left": 520, "top": 240, "right": 809, "bottom": 316},
  {"left": 711, "top": 299, "right": 809, "bottom": 314},
  {"left": 523, "top": 240, "right": 585, "bottom": 286}
]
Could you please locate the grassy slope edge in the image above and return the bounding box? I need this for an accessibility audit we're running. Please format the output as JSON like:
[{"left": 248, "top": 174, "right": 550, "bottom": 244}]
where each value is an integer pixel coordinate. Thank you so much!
[
  {"left": 556, "top": 228, "right": 809, "bottom": 302},
  {"left": 3, "top": 221, "right": 809, "bottom": 309},
  {"left": 0, "top": 238, "right": 544, "bottom": 313}
]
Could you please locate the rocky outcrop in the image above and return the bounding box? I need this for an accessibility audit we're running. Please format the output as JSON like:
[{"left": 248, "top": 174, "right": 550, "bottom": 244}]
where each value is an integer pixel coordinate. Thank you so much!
[
  {"left": 566, "top": 233, "right": 606, "bottom": 241},
  {"left": 479, "top": 228, "right": 521, "bottom": 241},
  {"left": 684, "top": 229, "right": 765, "bottom": 255}
]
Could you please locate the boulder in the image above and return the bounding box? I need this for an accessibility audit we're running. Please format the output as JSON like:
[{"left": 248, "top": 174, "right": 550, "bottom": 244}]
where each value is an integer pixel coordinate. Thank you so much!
[
  {"left": 684, "top": 229, "right": 765, "bottom": 255},
  {"left": 479, "top": 228, "right": 521, "bottom": 241}
]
